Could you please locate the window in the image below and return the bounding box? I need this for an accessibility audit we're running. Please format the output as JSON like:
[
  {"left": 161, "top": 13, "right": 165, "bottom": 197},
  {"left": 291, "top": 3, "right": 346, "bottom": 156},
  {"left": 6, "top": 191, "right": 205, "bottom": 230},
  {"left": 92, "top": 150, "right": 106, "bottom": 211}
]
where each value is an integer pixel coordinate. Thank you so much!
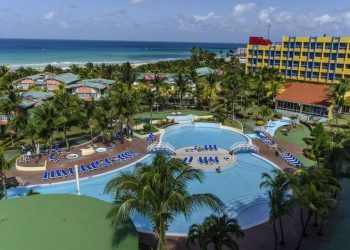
[
  {"left": 337, "top": 64, "right": 344, "bottom": 69},
  {"left": 323, "top": 53, "right": 330, "bottom": 58},
  {"left": 303, "top": 42, "right": 309, "bottom": 48},
  {"left": 316, "top": 43, "right": 323, "bottom": 49},
  {"left": 340, "top": 43, "right": 347, "bottom": 49},
  {"left": 295, "top": 52, "right": 300, "bottom": 56},
  {"left": 325, "top": 43, "right": 331, "bottom": 49},
  {"left": 338, "top": 53, "right": 345, "bottom": 58},
  {"left": 283, "top": 52, "right": 288, "bottom": 57},
  {"left": 315, "top": 52, "right": 322, "bottom": 57},
  {"left": 346, "top": 64, "right": 350, "bottom": 69}
]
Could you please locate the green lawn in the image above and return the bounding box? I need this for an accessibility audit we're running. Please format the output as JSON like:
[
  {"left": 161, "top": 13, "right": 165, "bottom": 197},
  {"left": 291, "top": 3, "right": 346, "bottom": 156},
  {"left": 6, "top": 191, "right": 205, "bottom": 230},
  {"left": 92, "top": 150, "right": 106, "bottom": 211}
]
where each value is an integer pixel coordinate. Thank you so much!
[
  {"left": 0, "top": 194, "right": 138, "bottom": 250},
  {"left": 134, "top": 109, "right": 210, "bottom": 123},
  {"left": 274, "top": 124, "right": 311, "bottom": 148},
  {"left": 240, "top": 119, "right": 257, "bottom": 134},
  {"left": 223, "top": 119, "right": 243, "bottom": 130}
]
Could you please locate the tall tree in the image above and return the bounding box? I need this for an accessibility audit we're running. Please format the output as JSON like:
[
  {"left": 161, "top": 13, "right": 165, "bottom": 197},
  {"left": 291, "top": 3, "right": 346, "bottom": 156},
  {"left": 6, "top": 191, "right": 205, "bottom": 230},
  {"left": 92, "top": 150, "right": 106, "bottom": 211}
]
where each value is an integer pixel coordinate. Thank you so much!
[
  {"left": 187, "top": 214, "right": 244, "bottom": 250},
  {"left": 174, "top": 73, "right": 189, "bottom": 109},
  {"left": 0, "top": 147, "right": 10, "bottom": 199},
  {"left": 53, "top": 92, "right": 82, "bottom": 150},
  {"left": 330, "top": 79, "right": 350, "bottom": 129},
  {"left": 104, "top": 153, "right": 223, "bottom": 250},
  {"left": 206, "top": 73, "right": 217, "bottom": 112}
]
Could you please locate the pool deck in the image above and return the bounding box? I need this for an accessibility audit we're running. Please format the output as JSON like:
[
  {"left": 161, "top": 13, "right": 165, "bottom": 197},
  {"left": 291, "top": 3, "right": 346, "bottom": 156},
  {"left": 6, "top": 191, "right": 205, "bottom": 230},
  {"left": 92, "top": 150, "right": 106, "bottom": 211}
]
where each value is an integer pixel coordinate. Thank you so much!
[{"left": 11, "top": 137, "right": 148, "bottom": 185}]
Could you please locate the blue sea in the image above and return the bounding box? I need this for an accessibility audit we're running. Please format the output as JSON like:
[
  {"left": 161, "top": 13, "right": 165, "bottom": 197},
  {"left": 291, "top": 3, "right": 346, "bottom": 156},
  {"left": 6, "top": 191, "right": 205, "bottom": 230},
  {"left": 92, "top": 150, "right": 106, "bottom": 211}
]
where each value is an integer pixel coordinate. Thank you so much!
[{"left": 0, "top": 39, "right": 244, "bottom": 69}]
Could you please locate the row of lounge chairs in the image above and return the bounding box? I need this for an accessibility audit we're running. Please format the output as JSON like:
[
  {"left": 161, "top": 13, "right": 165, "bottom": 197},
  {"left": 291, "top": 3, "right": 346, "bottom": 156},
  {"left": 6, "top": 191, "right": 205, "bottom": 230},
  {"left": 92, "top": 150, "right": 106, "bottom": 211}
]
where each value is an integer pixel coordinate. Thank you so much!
[
  {"left": 279, "top": 152, "right": 303, "bottom": 167},
  {"left": 257, "top": 133, "right": 277, "bottom": 148},
  {"left": 199, "top": 156, "right": 220, "bottom": 165},
  {"left": 42, "top": 151, "right": 138, "bottom": 180},
  {"left": 186, "top": 145, "right": 218, "bottom": 152}
]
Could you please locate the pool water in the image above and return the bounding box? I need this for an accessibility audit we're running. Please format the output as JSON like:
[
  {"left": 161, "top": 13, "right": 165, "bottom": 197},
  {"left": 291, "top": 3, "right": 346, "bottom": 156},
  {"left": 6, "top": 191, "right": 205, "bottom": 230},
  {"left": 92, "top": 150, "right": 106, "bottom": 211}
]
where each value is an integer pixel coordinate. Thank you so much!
[{"left": 8, "top": 123, "right": 277, "bottom": 235}]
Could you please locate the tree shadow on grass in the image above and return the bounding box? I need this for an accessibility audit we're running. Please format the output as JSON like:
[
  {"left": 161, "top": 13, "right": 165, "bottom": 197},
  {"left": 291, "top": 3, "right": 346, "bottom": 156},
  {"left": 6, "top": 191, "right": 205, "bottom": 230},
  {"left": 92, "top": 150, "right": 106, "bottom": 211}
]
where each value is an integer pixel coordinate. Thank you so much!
[{"left": 111, "top": 218, "right": 138, "bottom": 248}]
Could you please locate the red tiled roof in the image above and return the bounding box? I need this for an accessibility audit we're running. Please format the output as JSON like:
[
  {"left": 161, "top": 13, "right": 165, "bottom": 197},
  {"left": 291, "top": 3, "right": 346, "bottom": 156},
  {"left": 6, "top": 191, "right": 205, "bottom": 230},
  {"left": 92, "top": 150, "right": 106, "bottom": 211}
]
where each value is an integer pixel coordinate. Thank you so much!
[
  {"left": 248, "top": 37, "right": 273, "bottom": 46},
  {"left": 75, "top": 87, "right": 95, "bottom": 94},
  {"left": 276, "top": 82, "right": 331, "bottom": 107}
]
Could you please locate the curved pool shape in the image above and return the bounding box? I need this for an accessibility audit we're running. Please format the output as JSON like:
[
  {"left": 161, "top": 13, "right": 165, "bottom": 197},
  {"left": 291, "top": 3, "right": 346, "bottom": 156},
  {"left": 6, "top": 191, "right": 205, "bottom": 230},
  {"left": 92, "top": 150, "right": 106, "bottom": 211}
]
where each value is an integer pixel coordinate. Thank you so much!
[{"left": 8, "top": 123, "right": 276, "bottom": 235}]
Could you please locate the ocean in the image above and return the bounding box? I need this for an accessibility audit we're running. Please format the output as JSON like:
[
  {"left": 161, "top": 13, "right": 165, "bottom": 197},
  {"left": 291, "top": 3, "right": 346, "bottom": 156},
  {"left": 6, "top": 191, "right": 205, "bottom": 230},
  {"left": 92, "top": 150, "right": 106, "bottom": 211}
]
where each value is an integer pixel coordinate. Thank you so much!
[{"left": 0, "top": 39, "right": 245, "bottom": 69}]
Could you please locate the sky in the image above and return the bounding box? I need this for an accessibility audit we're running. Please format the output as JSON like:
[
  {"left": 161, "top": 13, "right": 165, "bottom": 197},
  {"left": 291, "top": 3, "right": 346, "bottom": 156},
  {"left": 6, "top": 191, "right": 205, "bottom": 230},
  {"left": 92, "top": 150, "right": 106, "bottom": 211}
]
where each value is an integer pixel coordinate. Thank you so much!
[{"left": 0, "top": 0, "right": 350, "bottom": 43}]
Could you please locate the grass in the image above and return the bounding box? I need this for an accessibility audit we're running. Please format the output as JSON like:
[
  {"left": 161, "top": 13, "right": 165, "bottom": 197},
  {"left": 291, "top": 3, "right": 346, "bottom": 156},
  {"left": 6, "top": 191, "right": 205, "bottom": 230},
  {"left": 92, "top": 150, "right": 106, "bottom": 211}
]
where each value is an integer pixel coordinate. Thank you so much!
[
  {"left": 0, "top": 194, "right": 138, "bottom": 250},
  {"left": 134, "top": 109, "right": 210, "bottom": 123},
  {"left": 274, "top": 124, "right": 312, "bottom": 148},
  {"left": 222, "top": 119, "right": 243, "bottom": 130},
  {"left": 240, "top": 119, "right": 257, "bottom": 134}
]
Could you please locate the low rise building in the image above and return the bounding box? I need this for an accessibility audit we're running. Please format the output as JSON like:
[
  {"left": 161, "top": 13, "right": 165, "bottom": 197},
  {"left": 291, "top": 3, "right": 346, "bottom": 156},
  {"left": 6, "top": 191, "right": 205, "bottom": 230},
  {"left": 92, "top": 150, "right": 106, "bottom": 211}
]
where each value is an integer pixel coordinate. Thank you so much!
[{"left": 67, "top": 78, "right": 115, "bottom": 101}]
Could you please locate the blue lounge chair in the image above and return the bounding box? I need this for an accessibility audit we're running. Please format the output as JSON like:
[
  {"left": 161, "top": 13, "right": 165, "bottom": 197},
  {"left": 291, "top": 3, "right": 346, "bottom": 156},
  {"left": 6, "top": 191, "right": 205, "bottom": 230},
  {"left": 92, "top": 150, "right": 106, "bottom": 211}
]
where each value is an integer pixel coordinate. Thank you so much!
[
  {"left": 104, "top": 158, "right": 111, "bottom": 165},
  {"left": 49, "top": 154, "right": 58, "bottom": 162},
  {"left": 86, "top": 164, "right": 93, "bottom": 171},
  {"left": 209, "top": 145, "right": 213, "bottom": 151},
  {"left": 215, "top": 156, "right": 220, "bottom": 164},
  {"left": 68, "top": 167, "right": 74, "bottom": 176},
  {"left": 209, "top": 157, "right": 215, "bottom": 164},
  {"left": 203, "top": 157, "right": 209, "bottom": 164},
  {"left": 56, "top": 169, "right": 62, "bottom": 178},
  {"left": 80, "top": 165, "right": 87, "bottom": 173},
  {"left": 213, "top": 145, "right": 218, "bottom": 151},
  {"left": 204, "top": 145, "right": 209, "bottom": 151},
  {"left": 188, "top": 156, "right": 193, "bottom": 163},
  {"left": 198, "top": 157, "right": 204, "bottom": 164},
  {"left": 50, "top": 170, "right": 56, "bottom": 179},
  {"left": 61, "top": 169, "right": 68, "bottom": 177},
  {"left": 42, "top": 171, "right": 48, "bottom": 180},
  {"left": 183, "top": 157, "right": 188, "bottom": 163}
]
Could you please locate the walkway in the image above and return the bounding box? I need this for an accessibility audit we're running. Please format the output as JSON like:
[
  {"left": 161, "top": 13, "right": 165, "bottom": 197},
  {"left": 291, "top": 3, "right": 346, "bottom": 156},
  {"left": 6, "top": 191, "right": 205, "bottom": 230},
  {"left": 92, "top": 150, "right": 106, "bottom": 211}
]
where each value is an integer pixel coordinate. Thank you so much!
[{"left": 13, "top": 137, "right": 148, "bottom": 185}]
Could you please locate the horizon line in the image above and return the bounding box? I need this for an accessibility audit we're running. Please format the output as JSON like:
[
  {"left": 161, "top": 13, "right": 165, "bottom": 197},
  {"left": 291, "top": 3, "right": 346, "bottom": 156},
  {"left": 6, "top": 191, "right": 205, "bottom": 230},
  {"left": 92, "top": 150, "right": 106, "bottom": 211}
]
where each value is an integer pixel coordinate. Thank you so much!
[{"left": 0, "top": 37, "right": 247, "bottom": 45}]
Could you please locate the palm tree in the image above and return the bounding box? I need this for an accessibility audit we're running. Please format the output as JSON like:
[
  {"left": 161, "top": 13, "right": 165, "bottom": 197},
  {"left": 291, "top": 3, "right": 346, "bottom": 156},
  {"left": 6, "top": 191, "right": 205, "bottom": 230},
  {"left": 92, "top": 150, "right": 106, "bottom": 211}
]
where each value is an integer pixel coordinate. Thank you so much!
[
  {"left": 222, "top": 72, "right": 242, "bottom": 120},
  {"left": 53, "top": 92, "right": 81, "bottom": 150},
  {"left": 104, "top": 153, "right": 224, "bottom": 250},
  {"left": 330, "top": 79, "right": 350, "bottom": 129},
  {"left": 206, "top": 73, "right": 217, "bottom": 112},
  {"left": 152, "top": 72, "right": 164, "bottom": 112},
  {"left": 29, "top": 102, "right": 57, "bottom": 149},
  {"left": 260, "top": 169, "right": 293, "bottom": 247},
  {"left": 143, "top": 87, "right": 156, "bottom": 130},
  {"left": 174, "top": 73, "right": 189, "bottom": 109},
  {"left": 6, "top": 114, "right": 27, "bottom": 144},
  {"left": 187, "top": 214, "right": 244, "bottom": 250}
]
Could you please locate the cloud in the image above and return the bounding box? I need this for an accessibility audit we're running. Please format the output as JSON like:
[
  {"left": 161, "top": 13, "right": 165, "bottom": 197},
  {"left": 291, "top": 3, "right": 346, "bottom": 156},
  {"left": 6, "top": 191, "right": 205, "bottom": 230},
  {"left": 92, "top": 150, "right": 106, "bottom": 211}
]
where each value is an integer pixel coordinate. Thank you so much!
[
  {"left": 129, "top": 0, "right": 144, "bottom": 5},
  {"left": 44, "top": 11, "right": 57, "bottom": 22},
  {"left": 313, "top": 14, "right": 337, "bottom": 25},
  {"left": 233, "top": 3, "right": 256, "bottom": 16},
  {"left": 193, "top": 12, "right": 215, "bottom": 22},
  {"left": 259, "top": 7, "right": 276, "bottom": 24}
]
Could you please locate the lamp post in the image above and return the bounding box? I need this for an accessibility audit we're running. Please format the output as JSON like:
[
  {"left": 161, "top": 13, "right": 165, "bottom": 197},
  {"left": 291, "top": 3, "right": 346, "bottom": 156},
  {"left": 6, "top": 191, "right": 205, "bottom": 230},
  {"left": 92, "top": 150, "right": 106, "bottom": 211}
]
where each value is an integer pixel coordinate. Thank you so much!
[{"left": 74, "top": 164, "right": 80, "bottom": 195}]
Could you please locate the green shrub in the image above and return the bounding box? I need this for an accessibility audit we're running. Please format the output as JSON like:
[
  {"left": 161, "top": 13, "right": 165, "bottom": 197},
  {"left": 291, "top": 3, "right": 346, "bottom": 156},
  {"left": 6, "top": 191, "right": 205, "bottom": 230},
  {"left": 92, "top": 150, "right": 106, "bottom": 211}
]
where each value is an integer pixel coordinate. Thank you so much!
[
  {"left": 303, "top": 148, "right": 316, "bottom": 161},
  {"left": 214, "top": 114, "right": 225, "bottom": 124},
  {"left": 275, "top": 112, "right": 283, "bottom": 119},
  {"left": 256, "top": 120, "right": 265, "bottom": 126},
  {"left": 143, "top": 123, "right": 152, "bottom": 132}
]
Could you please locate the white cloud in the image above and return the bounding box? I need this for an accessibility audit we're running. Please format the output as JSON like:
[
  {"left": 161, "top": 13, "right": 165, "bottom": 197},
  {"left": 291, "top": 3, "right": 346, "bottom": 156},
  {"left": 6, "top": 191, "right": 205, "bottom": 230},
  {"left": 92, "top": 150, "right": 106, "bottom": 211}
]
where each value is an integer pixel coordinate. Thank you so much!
[
  {"left": 44, "top": 11, "right": 56, "bottom": 22},
  {"left": 193, "top": 12, "right": 215, "bottom": 22},
  {"left": 129, "top": 0, "right": 144, "bottom": 5},
  {"left": 313, "top": 14, "right": 337, "bottom": 25},
  {"left": 259, "top": 7, "right": 276, "bottom": 24},
  {"left": 233, "top": 3, "right": 256, "bottom": 16}
]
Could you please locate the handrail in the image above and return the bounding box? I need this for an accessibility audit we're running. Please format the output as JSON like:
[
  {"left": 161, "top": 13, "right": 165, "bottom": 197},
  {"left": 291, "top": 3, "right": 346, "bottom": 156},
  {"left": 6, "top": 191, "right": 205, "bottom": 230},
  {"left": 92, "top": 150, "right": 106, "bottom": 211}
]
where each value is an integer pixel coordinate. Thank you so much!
[{"left": 229, "top": 142, "right": 259, "bottom": 154}]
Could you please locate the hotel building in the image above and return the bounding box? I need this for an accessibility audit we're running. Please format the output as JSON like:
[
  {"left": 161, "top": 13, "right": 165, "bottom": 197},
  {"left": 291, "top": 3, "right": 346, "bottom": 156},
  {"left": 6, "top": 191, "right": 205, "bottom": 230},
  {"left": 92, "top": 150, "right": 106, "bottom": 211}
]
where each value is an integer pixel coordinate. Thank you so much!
[{"left": 246, "top": 36, "right": 350, "bottom": 84}]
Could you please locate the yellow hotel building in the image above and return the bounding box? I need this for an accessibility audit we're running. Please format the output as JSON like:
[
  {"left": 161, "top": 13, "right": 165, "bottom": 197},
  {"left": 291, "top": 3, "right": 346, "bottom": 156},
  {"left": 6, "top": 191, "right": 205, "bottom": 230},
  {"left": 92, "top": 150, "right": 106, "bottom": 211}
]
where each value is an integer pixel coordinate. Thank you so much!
[{"left": 246, "top": 36, "right": 350, "bottom": 84}]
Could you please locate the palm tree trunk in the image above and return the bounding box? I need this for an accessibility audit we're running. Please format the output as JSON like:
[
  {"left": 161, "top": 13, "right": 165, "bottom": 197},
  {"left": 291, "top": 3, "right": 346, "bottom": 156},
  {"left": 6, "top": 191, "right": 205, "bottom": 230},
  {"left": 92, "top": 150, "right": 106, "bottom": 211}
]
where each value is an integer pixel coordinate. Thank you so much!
[
  {"left": 318, "top": 218, "right": 324, "bottom": 235},
  {"left": 231, "top": 100, "right": 235, "bottom": 119},
  {"left": 313, "top": 212, "right": 318, "bottom": 227},
  {"left": 279, "top": 217, "right": 285, "bottom": 245},
  {"left": 273, "top": 220, "right": 278, "bottom": 250},
  {"left": 150, "top": 106, "right": 153, "bottom": 131},
  {"left": 63, "top": 127, "right": 69, "bottom": 151},
  {"left": 10, "top": 133, "right": 14, "bottom": 146},
  {"left": 296, "top": 212, "right": 312, "bottom": 250},
  {"left": 300, "top": 208, "right": 305, "bottom": 233},
  {"left": 209, "top": 88, "right": 213, "bottom": 113},
  {"left": 1, "top": 173, "right": 7, "bottom": 200},
  {"left": 90, "top": 122, "right": 93, "bottom": 141}
]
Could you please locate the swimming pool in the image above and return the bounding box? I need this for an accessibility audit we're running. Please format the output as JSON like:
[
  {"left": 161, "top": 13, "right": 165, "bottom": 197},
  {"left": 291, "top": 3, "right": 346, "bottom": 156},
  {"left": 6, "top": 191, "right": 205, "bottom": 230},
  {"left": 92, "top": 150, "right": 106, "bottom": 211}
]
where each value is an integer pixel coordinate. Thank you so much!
[{"left": 8, "top": 123, "right": 277, "bottom": 235}]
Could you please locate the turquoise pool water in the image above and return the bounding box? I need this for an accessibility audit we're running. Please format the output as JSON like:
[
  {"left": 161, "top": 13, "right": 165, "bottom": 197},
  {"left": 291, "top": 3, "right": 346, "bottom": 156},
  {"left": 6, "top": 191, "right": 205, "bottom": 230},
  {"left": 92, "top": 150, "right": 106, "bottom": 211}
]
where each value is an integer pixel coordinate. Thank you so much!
[{"left": 8, "top": 123, "right": 277, "bottom": 235}]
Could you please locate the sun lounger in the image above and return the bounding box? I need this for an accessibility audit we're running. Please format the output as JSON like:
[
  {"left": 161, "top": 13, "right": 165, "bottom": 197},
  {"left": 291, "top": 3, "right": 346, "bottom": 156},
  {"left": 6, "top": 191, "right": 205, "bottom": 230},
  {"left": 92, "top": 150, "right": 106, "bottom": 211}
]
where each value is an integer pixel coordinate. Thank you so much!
[
  {"left": 49, "top": 154, "right": 58, "bottom": 162},
  {"left": 215, "top": 156, "right": 220, "bottom": 164},
  {"left": 68, "top": 167, "right": 74, "bottom": 176},
  {"left": 204, "top": 145, "right": 209, "bottom": 151},
  {"left": 42, "top": 171, "right": 48, "bottom": 180},
  {"left": 61, "top": 169, "right": 68, "bottom": 177},
  {"left": 86, "top": 164, "right": 93, "bottom": 171},
  {"left": 213, "top": 145, "right": 218, "bottom": 150},
  {"left": 56, "top": 169, "right": 62, "bottom": 178},
  {"left": 203, "top": 157, "right": 209, "bottom": 164},
  {"left": 209, "top": 145, "right": 214, "bottom": 151},
  {"left": 80, "top": 165, "right": 87, "bottom": 173},
  {"left": 198, "top": 157, "right": 204, "bottom": 164},
  {"left": 188, "top": 156, "right": 193, "bottom": 163},
  {"left": 50, "top": 170, "right": 56, "bottom": 179},
  {"left": 209, "top": 157, "right": 214, "bottom": 164},
  {"left": 183, "top": 157, "right": 188, "bottom": 163}
]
